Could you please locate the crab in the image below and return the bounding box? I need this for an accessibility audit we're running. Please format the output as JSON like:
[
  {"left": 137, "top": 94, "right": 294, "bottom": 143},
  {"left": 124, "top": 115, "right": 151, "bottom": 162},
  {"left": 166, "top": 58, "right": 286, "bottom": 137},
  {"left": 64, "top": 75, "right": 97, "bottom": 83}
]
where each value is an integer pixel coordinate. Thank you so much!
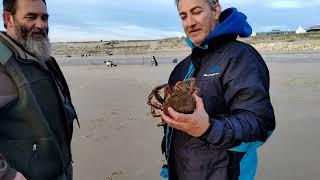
[{"left": 147, "top": 78, "right": 197, "bottom": 127}]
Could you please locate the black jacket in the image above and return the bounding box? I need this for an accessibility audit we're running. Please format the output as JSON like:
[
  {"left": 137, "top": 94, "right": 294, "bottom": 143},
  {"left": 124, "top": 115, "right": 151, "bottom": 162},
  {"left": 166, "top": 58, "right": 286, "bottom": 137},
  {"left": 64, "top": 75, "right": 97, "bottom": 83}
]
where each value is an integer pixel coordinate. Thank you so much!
[{"left": 163, "top": 37, "right": 275, "bottom": 180}]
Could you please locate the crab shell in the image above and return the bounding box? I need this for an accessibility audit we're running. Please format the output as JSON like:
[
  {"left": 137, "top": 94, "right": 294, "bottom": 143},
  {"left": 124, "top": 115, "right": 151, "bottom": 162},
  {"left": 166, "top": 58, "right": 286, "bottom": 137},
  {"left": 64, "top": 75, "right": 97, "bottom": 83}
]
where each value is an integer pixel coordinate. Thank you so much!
[{"left": 162, "top": 90, "right": 196, "bottom": 116}]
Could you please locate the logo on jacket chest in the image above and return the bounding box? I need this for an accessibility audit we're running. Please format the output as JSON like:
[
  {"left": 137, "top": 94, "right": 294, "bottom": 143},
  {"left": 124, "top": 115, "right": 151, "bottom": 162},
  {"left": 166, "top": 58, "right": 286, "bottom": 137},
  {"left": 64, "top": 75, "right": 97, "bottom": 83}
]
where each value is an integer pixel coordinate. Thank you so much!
[{"left": 203, "top": 64, "right": 220, "bottom": 77}]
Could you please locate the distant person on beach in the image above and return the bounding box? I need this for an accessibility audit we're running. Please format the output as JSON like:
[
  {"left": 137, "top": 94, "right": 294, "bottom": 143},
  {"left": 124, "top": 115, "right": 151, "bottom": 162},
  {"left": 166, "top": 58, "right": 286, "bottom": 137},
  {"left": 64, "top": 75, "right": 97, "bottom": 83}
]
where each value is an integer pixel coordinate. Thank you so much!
[
  {"left": 0, "top": 0, "right": 78, "bottom": 179},
  {"left": 159, "top": 0, "right": 276, "bottom": 179},
  {"left": 153, "top": 56, "right": 158, "bottom": 66},
  {"left": 104, "top": 60, "right": 116, "bottom": 67}
]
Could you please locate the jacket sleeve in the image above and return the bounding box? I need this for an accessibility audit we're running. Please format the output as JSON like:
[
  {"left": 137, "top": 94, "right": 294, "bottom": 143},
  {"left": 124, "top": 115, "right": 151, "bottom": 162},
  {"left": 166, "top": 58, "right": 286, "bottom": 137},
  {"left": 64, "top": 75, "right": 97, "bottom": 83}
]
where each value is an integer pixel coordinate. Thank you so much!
[
  {"left": 0, "top": 64, "right": 18, "bottom": 109},
  {"left": 0, "top": 66, "right": 18, "bottom": 179},
  {"left": 202, "top": 46, "right": 275, "bottom": 149}
]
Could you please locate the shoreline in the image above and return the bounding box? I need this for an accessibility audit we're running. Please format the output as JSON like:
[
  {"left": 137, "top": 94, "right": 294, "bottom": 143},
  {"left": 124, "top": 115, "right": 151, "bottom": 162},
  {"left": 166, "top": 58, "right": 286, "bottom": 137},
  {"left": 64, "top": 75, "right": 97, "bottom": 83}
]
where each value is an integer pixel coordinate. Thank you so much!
[{"left": 55, "top": 52, "right": 320, "bottom": 67}]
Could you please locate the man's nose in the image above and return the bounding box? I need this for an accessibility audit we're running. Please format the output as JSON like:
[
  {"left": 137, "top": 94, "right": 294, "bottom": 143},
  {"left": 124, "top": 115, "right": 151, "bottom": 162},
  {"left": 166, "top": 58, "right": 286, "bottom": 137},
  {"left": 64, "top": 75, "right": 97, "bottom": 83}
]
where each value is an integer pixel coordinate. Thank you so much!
[
  {"left": 186, "top": 15, "right": 196, "bottom": 27},
  {"left": 35, "top": 19, "right": 48, "bottom": 29}
]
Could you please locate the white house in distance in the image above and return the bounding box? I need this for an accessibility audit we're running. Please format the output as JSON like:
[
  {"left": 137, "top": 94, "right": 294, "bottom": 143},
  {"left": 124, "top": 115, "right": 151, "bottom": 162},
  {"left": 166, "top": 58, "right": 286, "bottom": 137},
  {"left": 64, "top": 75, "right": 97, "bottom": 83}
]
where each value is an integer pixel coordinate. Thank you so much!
[{"left": 296, "top": 26, "right": 306, "bottom": 34}]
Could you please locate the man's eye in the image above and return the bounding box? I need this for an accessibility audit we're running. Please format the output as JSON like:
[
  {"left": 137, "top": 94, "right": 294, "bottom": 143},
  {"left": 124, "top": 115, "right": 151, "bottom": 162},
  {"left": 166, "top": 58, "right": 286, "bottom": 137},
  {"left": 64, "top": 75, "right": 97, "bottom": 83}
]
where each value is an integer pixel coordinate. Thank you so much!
[
  {"left": 26, "top": 16, "right": 36, "bottom": 20},
  {"left": 180, "top": 15, "right": 187, "bottom": 20},
  {"left": 193, "top": 11, "right": 202, "bottom": 14},
  {"left": 42, "top": 17, "right": 48, "bottom": 22}
]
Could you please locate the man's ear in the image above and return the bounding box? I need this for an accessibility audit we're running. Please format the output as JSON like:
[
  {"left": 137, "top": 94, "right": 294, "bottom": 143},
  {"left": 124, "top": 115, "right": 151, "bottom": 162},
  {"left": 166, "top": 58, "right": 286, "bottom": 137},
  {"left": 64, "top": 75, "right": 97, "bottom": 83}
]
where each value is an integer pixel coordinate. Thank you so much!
[
  {"left": 3, "top": 12, "right": 14, "bottom": 29},
  {"left": 212, "top": 4, "right": 221, "bottom": 21}
]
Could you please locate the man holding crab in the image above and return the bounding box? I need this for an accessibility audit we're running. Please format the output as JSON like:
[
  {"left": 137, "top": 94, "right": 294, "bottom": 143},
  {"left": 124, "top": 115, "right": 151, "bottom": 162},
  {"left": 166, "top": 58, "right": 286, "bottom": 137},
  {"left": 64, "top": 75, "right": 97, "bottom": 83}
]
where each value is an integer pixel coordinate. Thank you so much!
[{"left": 159, "top": 0, "right": 276, "bottom": 179}]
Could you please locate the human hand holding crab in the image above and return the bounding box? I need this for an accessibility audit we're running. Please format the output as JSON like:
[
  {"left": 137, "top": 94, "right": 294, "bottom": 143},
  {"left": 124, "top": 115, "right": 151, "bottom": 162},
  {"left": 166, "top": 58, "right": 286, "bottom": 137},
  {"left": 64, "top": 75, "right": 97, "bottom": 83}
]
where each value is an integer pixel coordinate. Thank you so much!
[
  {"left": 147, "top": 78, "right": 210, "bottom": 137},
  {"left": 161, "top": 94, "right": 210, "bottom": 137}
]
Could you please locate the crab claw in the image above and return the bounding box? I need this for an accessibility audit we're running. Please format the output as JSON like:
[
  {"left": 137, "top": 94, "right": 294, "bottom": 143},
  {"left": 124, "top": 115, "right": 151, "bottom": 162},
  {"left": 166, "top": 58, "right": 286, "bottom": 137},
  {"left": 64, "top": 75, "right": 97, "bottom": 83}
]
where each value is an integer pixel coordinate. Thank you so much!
[{"left": 157, "top": 121, "right": 167, "bottom": 127}]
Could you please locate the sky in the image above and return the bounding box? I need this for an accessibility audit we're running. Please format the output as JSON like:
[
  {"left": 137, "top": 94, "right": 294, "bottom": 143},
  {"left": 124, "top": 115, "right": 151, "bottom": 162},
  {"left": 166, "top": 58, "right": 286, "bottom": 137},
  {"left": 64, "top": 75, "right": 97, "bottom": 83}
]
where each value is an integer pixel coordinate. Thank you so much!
[{"left": 0, "top": 0, "right": 319, "bottom": 42}]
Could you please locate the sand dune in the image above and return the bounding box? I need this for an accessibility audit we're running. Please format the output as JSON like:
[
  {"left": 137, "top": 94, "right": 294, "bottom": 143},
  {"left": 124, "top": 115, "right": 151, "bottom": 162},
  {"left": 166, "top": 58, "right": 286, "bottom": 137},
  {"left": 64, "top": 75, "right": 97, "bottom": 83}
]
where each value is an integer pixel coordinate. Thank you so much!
[{"left": 52, "top": 33, "right": 320, "bottom": 58}]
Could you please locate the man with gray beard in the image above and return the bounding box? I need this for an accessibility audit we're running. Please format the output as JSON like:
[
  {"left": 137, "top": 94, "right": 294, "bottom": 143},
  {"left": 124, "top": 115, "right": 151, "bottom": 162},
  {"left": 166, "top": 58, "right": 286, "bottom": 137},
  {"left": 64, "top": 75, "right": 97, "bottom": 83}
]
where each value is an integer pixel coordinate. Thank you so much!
[
  {"left": 14, "top": 21, "right": 52, "bottom": 61},
  {"left": 0, "top": 0, "right": 78, "bottom": 179}
]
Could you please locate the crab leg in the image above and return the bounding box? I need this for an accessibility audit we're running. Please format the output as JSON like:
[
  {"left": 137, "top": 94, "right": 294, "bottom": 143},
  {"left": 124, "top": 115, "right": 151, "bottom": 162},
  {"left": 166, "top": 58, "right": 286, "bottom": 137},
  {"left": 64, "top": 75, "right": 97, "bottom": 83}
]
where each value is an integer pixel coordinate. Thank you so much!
[
  {"left": 147, "top": 83, "right": 176, "bottom": 127},
  {"left": 187, "top": 78, "right": 196, "bottom": 93},
  {"left": 153, "top": 90, "right": 165, "bottom": 104},
  {"left": 150, "top": 106, "right": 162, "bottom": 117},
  {"left": 157, "top": 121, "right": 167, "bottom": 127},
  {"left": 148, "top": 90, "right": 162, "bottom": 103},
  {"left": 164, "top": 84, "right": 173, "bottom": 100},
  {"left": 147, "top": 101, "right": 162, "bottom": 110},
  {"left": 175, "top": 78, "right": 196, "bottom": 93},
  {"left": 148, "top": 83, "right": 169, "bottom": 104}
]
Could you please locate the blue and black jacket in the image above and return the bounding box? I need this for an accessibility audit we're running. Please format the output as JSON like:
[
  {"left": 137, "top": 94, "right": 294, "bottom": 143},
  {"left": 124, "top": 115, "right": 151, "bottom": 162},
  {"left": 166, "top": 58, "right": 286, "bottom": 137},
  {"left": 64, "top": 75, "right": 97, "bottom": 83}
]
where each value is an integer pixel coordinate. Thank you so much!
[{"left": 162, "top": 8, "right": 276, "bottom": 180}]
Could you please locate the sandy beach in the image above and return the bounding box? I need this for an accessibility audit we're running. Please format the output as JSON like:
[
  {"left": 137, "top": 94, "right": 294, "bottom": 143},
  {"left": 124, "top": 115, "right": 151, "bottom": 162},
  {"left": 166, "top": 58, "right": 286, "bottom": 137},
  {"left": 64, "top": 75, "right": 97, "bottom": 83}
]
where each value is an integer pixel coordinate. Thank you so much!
[{"left": 57, "top": 53, "right": 320, "bottom": 180}]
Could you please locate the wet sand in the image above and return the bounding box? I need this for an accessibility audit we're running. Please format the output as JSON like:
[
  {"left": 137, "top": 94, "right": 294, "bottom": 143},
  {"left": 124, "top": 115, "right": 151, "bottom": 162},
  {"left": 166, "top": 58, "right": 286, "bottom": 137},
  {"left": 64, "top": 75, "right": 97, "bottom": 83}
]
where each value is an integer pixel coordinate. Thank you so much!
[{"left": 57, "top": 53, "right": 320, "bottom": 180}]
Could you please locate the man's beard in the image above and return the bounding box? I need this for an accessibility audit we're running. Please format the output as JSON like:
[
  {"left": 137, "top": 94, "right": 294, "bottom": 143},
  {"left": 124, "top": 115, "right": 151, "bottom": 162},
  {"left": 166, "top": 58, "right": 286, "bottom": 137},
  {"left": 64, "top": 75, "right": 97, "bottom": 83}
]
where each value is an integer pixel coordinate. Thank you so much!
[{"left": 14, "top": 19, "right": 52, "bottom": 61}]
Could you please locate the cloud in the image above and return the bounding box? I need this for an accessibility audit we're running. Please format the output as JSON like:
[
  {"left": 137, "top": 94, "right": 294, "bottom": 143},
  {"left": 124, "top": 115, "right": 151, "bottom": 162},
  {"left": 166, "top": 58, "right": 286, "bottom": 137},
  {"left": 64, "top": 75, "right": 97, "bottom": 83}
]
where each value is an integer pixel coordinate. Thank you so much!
[
  {"left": 222, "top": 0, "right": 253, "bottom": 5},
  {"left": 266, "top": 0, "right": 320, "bottom": 9},
  {"left": 0, "top": 0, "right": 182, "bottom": 42},
  {"left": 1, "top": 0, "right": 319, "bottom": 41},
  {"left": 49, "top": 23, "right": 184, "bottom": 42},
  {"left": 268, "top": 1, "right": 303, "bottom": 9}
]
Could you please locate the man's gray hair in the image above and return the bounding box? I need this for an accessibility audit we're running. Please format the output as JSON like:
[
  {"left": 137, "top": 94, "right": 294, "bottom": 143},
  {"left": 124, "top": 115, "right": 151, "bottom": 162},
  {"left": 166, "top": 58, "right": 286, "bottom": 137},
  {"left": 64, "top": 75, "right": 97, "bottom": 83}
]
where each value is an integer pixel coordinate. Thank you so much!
[{"left": 175, "top": 0, "right": 219, "bottom": 7}]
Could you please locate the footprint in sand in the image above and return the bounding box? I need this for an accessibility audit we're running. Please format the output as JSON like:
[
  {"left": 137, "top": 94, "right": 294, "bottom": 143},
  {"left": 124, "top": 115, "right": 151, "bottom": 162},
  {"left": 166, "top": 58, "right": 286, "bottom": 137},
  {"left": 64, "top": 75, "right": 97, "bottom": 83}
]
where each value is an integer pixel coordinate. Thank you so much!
[{"left": 105, "top": 169, "right": 125, "bottom": 180}]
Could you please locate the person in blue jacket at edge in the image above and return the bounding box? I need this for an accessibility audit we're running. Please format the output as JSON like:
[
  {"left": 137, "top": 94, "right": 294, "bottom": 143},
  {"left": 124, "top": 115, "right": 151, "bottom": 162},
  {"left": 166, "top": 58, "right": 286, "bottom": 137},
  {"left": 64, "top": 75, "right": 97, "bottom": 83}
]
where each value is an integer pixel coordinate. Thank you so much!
[{"left": 159, "top": 0, "right": 276, "bottom": 179}]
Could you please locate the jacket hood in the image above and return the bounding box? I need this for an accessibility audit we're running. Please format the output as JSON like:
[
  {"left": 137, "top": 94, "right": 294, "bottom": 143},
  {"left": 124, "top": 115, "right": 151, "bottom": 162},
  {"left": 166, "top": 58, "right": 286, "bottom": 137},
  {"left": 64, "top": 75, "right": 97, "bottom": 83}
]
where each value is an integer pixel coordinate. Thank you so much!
[{"left": 186, "top": 8, "right": 252, "bottom": 49}]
